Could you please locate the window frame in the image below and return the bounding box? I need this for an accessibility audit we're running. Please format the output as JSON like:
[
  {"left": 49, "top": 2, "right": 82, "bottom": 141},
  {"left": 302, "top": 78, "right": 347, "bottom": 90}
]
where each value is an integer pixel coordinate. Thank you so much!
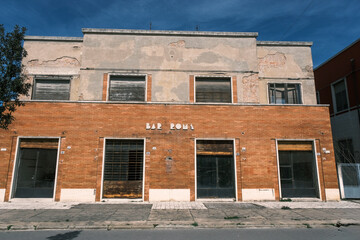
[
  {"left": 194, "top": 76, "right": 233, "bottom": 104},
  {"left": 331, "top": 78, "right": 350, "bottom": 113},
  {"left": 267, "top": 82, "right": 303, "bottom": 104},
  {"left": 31, "top": 76, "right": 71, "bottom": 101},
  {"left": 107, "top": 73, "right": 147, "bottom": 102}
]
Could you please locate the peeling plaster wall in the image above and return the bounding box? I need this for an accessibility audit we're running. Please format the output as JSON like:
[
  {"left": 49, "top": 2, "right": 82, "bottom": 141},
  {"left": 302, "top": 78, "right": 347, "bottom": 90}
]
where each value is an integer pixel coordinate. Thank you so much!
[
  {"left": 22, "top": 40, "right": 82, "bottom": 100},
  {"left": 21, "top": 33, "right": 317, "bottom": 105},
  {"left": 257, "top": 45, "right": 316, "bottom": 105},
  {"left": 81, "top": 34, "right": 258, "bottom": 101}
]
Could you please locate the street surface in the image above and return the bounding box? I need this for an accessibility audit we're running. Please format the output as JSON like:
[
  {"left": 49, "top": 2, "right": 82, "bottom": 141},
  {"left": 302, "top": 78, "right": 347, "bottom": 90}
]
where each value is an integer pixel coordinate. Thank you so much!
[{"left": 1, "top": 227, "right": 360, "bottom": 240}]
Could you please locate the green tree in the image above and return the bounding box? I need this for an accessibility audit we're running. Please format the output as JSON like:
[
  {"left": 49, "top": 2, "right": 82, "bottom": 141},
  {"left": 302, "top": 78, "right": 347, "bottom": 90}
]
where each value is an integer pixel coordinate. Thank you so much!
[{"left": 0, "top": 24, "right": 30, "bottom": 129}]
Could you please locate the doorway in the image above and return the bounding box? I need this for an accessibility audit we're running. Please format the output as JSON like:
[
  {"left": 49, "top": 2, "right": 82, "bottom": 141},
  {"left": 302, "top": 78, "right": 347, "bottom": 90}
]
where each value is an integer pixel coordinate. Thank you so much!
[
  {"left": 102, "top": 139, "right": 144, "bottom": 199},
  {"left": 278, "top": 141, "right": 319, "bottom": 198},
  {"left": 12, "top": 138, "right": 59, "bottom": 198},
  {"left": 196, "top": 140, "right": 235, "bottom": 199}
]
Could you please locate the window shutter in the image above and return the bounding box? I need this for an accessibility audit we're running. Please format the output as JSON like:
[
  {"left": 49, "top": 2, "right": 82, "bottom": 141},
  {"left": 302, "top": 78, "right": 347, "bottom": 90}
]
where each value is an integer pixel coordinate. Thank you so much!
[
  {"left": 109, "top": 75, "right": 145, "bottom": 101},
  {"left": 33, "top": 79, "right": 70, "bottom": 100},
  {"left": 195, "top": 77, "right": 231, "bottom": 103}
]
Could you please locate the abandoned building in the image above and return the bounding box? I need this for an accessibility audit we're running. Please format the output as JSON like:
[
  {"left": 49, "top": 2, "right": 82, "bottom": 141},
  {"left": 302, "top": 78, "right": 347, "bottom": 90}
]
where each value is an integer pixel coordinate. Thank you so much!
[{"left": 0, "top": 29, "right": 340, "bottom": 202}]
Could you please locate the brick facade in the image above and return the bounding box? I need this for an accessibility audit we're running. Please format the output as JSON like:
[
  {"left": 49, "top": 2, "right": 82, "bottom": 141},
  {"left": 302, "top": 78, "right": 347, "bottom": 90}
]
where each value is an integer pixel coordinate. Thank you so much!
[{"left": 0, "top": 102, "right": 338, "bottom": 201}]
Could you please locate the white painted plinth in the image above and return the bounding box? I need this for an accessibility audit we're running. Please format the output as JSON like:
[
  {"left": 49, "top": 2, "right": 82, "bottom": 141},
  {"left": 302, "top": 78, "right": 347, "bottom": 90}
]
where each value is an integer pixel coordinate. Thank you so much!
[
  {"left": 242, "top": 188, "right": 275, "bottom": 201},
  {"left": 149, "top": 189, "right": 190, "bottom": 201},
  {"left": 325, "top": 188, "right": 341, "bottom": 201},
  {"left": 60, "top": 189, "right": 95, "bottom": 202},
  {"left": 0, "top": 189, "right": 5, "bottom": 202}
]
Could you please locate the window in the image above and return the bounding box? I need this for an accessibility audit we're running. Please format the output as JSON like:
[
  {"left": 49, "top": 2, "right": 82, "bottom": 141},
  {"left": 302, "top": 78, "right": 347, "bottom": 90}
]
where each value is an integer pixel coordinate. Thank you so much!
[
  {"left": 195, "top": 77, "right": 231, "bottom": 103},
  {"left": 108, "top": 75, "right": 145, "bottom": 101},
  {"left": 32, "top": 79, "right": 70, "bottom": 100},
  {"left": 337, "top": 139, "right": 355, "bottom": 163},
  {"left": 268, "top": 83, "right": 302, "bottom": 104},
  {"left": 316, "top": 91, "right": 320, "bottom": 104},
  {"left": 332, "top": 79, "right": 349, "bottom": 112}
]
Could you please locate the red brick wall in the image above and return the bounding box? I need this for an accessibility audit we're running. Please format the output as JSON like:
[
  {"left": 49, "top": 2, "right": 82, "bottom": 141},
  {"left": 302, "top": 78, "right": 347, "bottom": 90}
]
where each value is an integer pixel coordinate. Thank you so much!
[
  {"left": 314, "top": 40, "right": 360, "bottom": 114},
  {"left": 0, "top": 102, "right": 338, "bottom": 201},
  {"left": 102, "top": 73, "right": 108, "bottom": 101}
]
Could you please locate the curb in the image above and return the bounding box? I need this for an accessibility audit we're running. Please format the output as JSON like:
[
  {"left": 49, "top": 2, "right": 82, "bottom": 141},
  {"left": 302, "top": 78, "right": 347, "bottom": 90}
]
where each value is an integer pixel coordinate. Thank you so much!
[{"left": 1, "top": 220, "right": 360, "bottom": 231}]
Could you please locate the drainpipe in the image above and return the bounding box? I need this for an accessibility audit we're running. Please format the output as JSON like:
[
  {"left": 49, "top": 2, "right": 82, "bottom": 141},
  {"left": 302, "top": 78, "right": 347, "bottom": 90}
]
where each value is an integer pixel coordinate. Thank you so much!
[{"left": 350, "top": 59, "right": 360, "bottom": 127}]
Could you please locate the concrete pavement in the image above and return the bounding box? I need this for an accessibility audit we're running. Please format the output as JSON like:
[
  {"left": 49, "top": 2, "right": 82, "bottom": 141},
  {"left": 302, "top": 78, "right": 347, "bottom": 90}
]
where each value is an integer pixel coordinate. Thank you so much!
[{"left": 0, "top": 201, "right": 360, "bottom": 231}]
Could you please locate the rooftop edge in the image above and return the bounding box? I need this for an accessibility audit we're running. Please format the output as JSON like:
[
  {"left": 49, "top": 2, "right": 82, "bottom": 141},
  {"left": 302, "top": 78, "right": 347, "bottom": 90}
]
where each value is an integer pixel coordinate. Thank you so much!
[
  {"left": 81, "top": 28, "right": 258, "bottom": 38},
  {"left": 24, "top": 36, "right": 83, "bottom": 42},
  {"left": 257, "top": 41, "right": 313, "bottom": 47},
  {"left": 314, "top": 38, "right": 360, "bottom": 71}
]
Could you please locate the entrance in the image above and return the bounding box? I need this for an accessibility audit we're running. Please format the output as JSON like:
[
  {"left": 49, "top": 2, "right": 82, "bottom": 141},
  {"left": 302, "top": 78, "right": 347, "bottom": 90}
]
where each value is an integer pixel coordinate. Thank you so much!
[
  {"left": 278, "top": 141, "right": 319, "bottom": 198},
  {"left": 196, "top": 140, "right": 235, "bottom": 199},
  {"left": 102, "top": 139, "right": 144, "bottom": 199},
  {"left": 12, "top": 139, "right": 58, "bottom": 198}
]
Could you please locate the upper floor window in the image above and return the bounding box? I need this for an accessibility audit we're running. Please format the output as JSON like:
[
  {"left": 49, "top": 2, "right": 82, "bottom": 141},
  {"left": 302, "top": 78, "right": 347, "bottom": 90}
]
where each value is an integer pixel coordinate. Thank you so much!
[
  {"left": 109, "top": 75, "right": 145, "bottom": 101},
  {"left": 195, "top": 77, "right": 232, "bottom": 103},
  {"left": 332, "top": 79, "right": 349, "bottom": 112},
  {"left": 268, "top": 83, "right": 302, "bottom": 104},
  {"left": 32, "top": 78, "right": 70, "bottom": 100},
  {"left": 337, "top": 139, "right": 354, "bottom": 163}
]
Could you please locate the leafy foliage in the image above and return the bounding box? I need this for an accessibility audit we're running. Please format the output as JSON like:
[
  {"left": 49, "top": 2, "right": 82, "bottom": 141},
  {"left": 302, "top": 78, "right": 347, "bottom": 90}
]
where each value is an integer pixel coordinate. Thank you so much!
[{"left": 0, "top": 24, "right": 30, "bottom": 129}]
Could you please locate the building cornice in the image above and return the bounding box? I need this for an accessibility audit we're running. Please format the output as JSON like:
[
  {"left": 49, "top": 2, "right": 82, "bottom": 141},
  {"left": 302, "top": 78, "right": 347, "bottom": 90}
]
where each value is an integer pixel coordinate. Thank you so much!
[
  {"left": 82, "top": 28, "right": 258, "bottom": 38},
  {"left": 24, "top": 36, "right": 83, "bottom": 42},
  {"left": 257, "top": 41, "right": 313, "bottom": 47}
]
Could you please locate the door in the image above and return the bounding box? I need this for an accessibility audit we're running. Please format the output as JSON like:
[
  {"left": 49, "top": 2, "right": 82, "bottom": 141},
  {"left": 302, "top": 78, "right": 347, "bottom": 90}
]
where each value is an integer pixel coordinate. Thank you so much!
[
  {"left": 279, "top": 150, "right": 319, "bottom": 198},
  {"left": 338, "top": 163, "right": 360, "bottom": 199},
  {"left": 102, "top": 139, "right": 144, "bottom": 199},
  {"left": 13, "top": 148, "right": 58, "bottom": 198},
  {"left": 197, "top": 155, "right": 235, "bottom": 198}
]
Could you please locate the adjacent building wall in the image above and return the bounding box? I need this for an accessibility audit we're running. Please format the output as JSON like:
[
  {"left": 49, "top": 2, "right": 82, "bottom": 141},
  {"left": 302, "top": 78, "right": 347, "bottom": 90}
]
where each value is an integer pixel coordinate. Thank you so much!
[{"left": 314, "top": 39, "right": 360, "bottom": 163}]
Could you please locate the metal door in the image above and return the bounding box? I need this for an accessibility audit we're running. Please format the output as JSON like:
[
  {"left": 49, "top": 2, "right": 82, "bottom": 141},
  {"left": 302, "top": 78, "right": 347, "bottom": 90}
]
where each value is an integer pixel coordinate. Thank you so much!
[
  {"left": 13, "top": 148, "right": 57, "bottom": 198},
  {"left": 279, "top": 151, "right": 319, "bottom": 198},
  {"left": 197, "top": 155, "right": 235, "bottom": 198}
]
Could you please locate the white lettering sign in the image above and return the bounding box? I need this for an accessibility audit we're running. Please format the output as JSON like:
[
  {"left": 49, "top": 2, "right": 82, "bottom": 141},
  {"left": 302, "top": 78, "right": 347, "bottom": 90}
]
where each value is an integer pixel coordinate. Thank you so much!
[{"left": 146, "top": 123, "right": 194, "bottom": 131}]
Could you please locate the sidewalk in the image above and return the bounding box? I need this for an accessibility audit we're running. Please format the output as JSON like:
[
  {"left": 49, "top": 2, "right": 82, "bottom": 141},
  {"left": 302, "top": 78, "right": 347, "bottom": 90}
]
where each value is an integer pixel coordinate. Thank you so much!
[{"left": 0, "top": 201, "right": 360, "bottom": 230}]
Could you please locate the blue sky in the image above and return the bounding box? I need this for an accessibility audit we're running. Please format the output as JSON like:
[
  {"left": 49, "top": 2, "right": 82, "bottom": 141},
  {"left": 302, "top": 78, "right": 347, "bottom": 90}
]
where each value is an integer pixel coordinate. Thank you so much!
[{"left": 1, "top": 0, "right": 359, "bottom": 67}]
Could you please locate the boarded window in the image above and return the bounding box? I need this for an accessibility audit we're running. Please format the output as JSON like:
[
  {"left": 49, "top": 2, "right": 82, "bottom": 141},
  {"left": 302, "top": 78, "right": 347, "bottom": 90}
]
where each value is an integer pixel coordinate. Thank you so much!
[
  {"left": 195, "top": 77, "right": 231, "bottom": 103},
  {"left": 109, "top": 75, "right": 145, "bottom": 101},
  {"left": 20, "top": 138, "right": 59, "bottom": 149},
  {"left": 32, "top": 79, "right": 70, "bottom": 100},
  {"left": 269, "top": 83, "right": 301, "bottom": 104},
  {"left": 197, "top": 140, "right": 233, "bottom": 155},
  {"left": 103, "top": 139, "right": 144, "bottom": 199}
]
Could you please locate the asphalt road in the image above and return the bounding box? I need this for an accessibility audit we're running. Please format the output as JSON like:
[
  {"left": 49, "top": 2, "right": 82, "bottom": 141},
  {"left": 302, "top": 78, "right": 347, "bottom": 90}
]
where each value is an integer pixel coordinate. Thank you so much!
[{"left": 1, "top": 227, "right": 360, "bottom": 240}]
